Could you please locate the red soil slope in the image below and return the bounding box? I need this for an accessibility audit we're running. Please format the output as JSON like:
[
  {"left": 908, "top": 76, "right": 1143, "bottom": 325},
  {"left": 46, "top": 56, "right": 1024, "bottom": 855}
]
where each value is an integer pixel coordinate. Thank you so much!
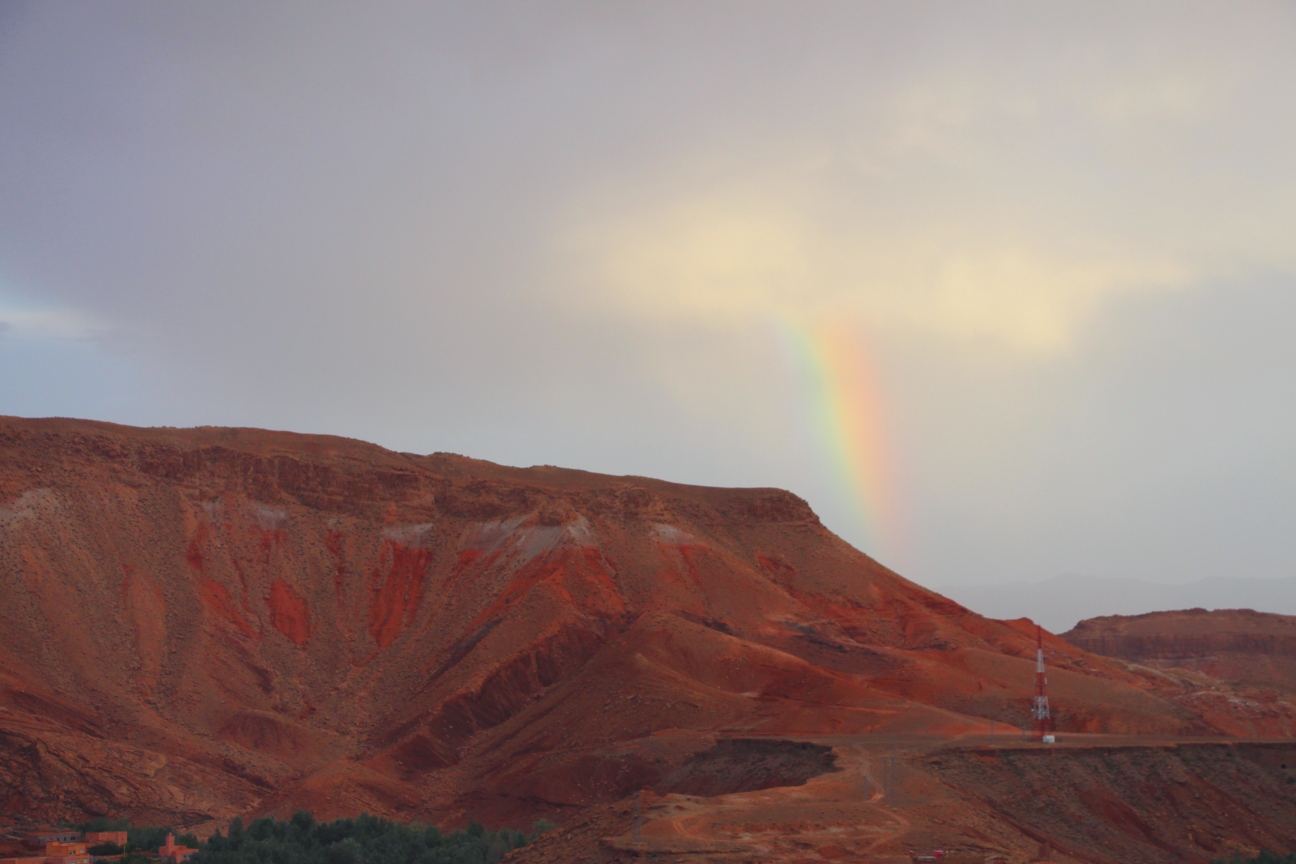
[
  {"left": 0, "top": 416, "right": 1292, "bottom": 840},
  {"left": 517, "top": 739, "right": 1296, "bottom": 864}
]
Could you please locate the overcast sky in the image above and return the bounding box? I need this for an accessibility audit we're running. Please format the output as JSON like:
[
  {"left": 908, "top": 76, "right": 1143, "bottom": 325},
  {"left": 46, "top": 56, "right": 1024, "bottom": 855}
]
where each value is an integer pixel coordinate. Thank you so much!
[{"left": 2, "top": 2, "right": 1295, "bottom": 593}]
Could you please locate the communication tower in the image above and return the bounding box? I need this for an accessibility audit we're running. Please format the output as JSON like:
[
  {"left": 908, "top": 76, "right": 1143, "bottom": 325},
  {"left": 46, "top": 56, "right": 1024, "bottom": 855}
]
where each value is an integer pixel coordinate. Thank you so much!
[{"left": 1031, "top": 625, "right": 1052, "bottom": 741}]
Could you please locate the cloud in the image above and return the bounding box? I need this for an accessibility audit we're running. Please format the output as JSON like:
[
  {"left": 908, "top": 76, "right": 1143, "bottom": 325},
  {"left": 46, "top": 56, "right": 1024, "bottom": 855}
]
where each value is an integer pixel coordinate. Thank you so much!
[
  {"left": 561, "top": 183, "right": 1194, "bottom": 354},
  {"left": 553, "top": 28, "right": 1296, "bottom": 358},
  {"left": 0, "top": 305, "right": 103, "bottom": 341}
]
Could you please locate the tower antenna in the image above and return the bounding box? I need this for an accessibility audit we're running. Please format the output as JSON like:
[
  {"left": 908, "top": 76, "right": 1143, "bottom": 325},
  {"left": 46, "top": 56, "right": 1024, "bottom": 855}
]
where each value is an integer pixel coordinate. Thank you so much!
[{"left": 1031, "top": 624, "right": 1052, "bottom": 741}]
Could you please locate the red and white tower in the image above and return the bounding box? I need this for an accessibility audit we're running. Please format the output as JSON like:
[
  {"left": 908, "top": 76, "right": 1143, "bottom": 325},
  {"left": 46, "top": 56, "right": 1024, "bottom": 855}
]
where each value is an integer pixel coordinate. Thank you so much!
[{"left": 1031, "top": 624, "right": 1052, "bottom": 740}]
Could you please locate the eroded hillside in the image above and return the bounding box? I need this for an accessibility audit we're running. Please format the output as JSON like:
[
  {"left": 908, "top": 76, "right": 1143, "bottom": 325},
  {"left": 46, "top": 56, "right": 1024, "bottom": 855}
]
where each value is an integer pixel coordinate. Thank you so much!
[
  {"left": 1, "top": 416, "right": 1292, "bottom": 845},
  {"left": 1065, "top": 608, "right": 1296, "bottom": 708}
]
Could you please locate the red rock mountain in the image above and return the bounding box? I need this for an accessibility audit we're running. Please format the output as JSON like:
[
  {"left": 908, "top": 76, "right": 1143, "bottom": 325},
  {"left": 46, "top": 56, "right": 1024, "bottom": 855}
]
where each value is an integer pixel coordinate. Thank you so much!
[
  {"left": 1, "top": 416, "right": 1293, "bottom": 842},
  {"left": 1064, "top": 608, "right": 1296, "bottom": 702}
]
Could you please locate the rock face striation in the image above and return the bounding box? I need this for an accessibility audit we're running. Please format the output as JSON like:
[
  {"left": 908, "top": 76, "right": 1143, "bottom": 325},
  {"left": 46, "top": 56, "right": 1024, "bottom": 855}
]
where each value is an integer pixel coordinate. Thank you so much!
[
  {"left": 1064, "top": 608, "right": 1296, "bottom": 700},
  {"left": 1064, "top": 608, "right": 1296, "bottom": 660},
  {"left": 1, "top": 416, "right": 1293, "bottom": 833}
]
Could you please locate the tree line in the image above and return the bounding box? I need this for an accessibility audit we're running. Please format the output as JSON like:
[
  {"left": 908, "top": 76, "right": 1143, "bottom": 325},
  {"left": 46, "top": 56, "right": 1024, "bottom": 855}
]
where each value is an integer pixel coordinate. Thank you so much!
[
  {"left": 1214, "top": 853, "right": 1296, "bottom": 864},
  {"left": 70, "top": 812, "right": 554, "bottom": 864}
]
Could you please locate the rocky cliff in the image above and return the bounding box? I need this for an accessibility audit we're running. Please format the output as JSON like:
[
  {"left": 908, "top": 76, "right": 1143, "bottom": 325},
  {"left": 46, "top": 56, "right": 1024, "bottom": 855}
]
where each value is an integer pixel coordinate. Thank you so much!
[
  {"left": 1, "top": 416, "right": 1291, "bottom": 834},
  {"left": 1064, "top": 608, "right": 1296, "bottom": 660},
  {"left": 1064, "top": 608, "right": 1296, "bottom": 703}
]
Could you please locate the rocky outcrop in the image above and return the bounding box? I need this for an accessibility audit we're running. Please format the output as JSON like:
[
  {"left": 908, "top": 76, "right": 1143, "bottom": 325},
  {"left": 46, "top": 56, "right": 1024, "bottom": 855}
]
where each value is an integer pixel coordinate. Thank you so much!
[
  {"left": 1063, "top": 608, "right": 1296, "bottom": 709},
  {"left": 1063, "top": 608, "right": 1296, "bottom": 660},
  {"left": 1, "top": 416, "right": 1293, "bottom": 833}
]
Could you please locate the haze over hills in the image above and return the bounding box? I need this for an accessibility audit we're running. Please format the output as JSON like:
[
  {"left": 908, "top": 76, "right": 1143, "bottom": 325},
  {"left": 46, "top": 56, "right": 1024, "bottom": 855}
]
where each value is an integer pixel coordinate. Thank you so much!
[
  {"left": 4, "top": 416, "right": 1296, "bottom": 862},
  {"left": 939, "top": 573, "right": 1296, "bottom": 633}
]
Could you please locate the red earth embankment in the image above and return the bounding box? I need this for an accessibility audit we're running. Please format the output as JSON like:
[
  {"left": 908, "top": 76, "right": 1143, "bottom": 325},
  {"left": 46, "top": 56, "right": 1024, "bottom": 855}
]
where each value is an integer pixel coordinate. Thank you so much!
[
  {"left": 514, "top": 739, "right": 1296, "bottom": 864},
  {"left": 1, "top": 415, "right": 1293, "bottom": 852}
]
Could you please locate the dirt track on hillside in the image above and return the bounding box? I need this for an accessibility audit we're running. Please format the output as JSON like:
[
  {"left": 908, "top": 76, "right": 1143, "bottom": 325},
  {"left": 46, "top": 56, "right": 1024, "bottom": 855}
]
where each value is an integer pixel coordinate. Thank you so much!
[{"left": 516, "top": 734, "right": 1296, "bottom": 864}]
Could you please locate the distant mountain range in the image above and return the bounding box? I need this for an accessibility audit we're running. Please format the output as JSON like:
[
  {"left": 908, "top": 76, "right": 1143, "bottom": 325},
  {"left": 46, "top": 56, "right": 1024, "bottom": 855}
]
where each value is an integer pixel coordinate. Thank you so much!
[{"left": 938, "top": 574, "right": 1296, "bottom": 633}]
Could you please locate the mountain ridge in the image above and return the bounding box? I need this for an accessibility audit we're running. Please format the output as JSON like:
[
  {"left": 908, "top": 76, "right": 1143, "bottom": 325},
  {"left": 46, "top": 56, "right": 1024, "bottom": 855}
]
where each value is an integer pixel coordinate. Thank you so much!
[
  {"left": 2, "top": 415, "right": 1294, "bottom": 857},
  {"left": 940, "top": 573, "right": 1296, "bottom": 632}
]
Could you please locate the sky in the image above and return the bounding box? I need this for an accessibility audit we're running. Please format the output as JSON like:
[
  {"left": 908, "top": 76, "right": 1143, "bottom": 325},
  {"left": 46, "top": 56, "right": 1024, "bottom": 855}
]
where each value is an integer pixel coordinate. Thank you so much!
[{"left": 2, "top": 2, "right": 1295, "bottom": 598}]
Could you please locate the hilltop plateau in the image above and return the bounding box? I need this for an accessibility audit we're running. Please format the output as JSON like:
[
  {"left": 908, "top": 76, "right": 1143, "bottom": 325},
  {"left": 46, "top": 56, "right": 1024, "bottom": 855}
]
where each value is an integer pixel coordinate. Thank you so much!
[
  {"left": 2, "top": 416, "right": 1296, "bottom": 862},
  {"left": 1065, "top": 608, "right": 1296, "bottom": 702}
]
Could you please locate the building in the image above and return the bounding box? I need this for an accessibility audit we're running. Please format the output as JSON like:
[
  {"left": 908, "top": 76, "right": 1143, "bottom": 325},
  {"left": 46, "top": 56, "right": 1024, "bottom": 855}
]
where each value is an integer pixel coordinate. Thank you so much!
[
  {"left": 1, "top": 840, "right": 91, "bottom": 864},
  {"left": 23, "top": 835, "right": 78, "bottom": 851},
  {"left": 83, "top": 834, "right": 127, "bottom": 849},
  {"left": 157, "top": 835, "right": 197, "bottom": 864}
]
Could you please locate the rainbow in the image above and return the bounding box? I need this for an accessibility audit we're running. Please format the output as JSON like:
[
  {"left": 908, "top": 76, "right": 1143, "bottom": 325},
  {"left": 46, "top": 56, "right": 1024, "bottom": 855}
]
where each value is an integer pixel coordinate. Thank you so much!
[{"left": 778, "top": 319, "right": 902, "bottom": 562}]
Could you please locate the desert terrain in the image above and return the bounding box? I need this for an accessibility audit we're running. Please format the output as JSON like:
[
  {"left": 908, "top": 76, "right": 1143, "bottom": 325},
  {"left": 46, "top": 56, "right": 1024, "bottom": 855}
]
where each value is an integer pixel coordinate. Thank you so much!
[
  {"left": 1065, "top": 608, "right": 1296, "bottom": 702},
  {"left": 2, "top": 416, "right": 1295, "bottom": 862}
]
